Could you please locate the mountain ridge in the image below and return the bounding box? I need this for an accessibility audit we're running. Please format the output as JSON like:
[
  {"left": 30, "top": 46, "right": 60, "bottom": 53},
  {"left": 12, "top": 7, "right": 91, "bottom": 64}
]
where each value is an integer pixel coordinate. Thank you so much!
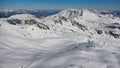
[
  {"left": 0, "top": 9, "right": 120, "bottom": 68},
  {"left": 0, "top": 9, "right": 120, "bottom": 39}
]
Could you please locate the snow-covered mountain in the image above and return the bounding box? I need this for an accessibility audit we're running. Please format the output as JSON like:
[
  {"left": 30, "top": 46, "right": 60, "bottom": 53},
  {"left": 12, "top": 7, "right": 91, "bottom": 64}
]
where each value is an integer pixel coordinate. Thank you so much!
[
  {"left": 0, "top": 9, "right": 60, "bottom": 18},
  {"left": 1, "top": 9, "right": 120, "bottom": 38},
  {"left": 0, "top": 9, "right": 120, "bottom": 68}
]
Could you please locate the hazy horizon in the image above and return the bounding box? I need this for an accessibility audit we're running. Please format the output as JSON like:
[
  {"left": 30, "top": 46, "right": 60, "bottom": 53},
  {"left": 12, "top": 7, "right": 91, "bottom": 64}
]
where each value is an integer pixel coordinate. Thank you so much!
[{"left": 0, "top": 0, "right": 120, "bottom": 10}]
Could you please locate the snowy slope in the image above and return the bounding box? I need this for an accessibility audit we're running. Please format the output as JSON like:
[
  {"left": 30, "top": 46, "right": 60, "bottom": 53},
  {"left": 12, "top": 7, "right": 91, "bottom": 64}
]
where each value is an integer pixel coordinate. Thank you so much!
[{"left": 0, "top": 9, "right": 120, "bottom": 68}]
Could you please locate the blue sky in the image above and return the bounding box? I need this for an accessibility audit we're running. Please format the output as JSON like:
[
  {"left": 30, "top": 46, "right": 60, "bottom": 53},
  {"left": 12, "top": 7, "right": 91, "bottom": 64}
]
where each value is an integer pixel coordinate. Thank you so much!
[{"left": 0, "top": 0, "right": 120, "bottom": 10}]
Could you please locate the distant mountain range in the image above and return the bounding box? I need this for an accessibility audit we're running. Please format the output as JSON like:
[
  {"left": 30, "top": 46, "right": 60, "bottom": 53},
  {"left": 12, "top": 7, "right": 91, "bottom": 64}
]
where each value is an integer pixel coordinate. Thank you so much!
[
  {"left": 0, "top": 9, "right": 120, "bottom": 18},
  {"left": 0, "top": 9, "right": 61, "bottom": 18}
]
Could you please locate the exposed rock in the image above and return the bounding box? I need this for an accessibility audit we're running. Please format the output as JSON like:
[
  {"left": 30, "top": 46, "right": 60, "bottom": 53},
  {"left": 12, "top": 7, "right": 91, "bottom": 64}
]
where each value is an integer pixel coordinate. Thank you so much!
[
  {"left": 53, "top": 15, "right": 68, "bottom": 25},
  {"left": 59, "top": 16, "right": 68, "bottom": 21},
  {"left": 38, "top": 23, "right": 50, "bottom": 30},
  {"left": 104, "top": 23, "right": 120, "bottom": 38},
  {"left": 71, "top": 20, "right": 87, "bottom": 31},
  {"left": 54, "top": 19, "right": 62, "bottom": 25},
  {"left": 107, "top": 23, "right": 120, "bottom": 29},
  {"left": 25, "top": 19, "right": 50, "bottom": 30},
  {"left": 24, "top": 19, "right": 37, "bottom": 25},
  {"left": 70, "top": 29, "right": 76, "bottom": 33},
  {"left": 96, "top": 29, "right": 103, "bottom": 34},
  {"left": 7, "top": 19, "right": 21, "bottom": 25},
  {"left": 109, "top": 30, "right": 120, "bottom": 38}
]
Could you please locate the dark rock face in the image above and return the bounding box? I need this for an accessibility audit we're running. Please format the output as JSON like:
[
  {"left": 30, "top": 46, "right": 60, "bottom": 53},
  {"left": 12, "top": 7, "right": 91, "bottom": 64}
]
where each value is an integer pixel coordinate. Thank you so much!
[
  {"left": 107, "top": 23, "right": 120, "bottom": 29},
  {"left": 54, "top": 19, "right": 62, "bottom": 25},
  {"left": 105, "top": 23, "right": 120, "bottom": 38},
  {"left": 109, "top": 30, "right": 120, "bottom": 38},
  {"left": 96, "top": 29, "right": 103, "bottom": 34},
  {"left": 53, "top": 16, "right": 68, "bottom": 25},
  {"left": 71, "top": 20, "right": 87, "bottom": 31},
  {"left": 25, "top": 19, "right": 50, "bottom": 30},
  {"left": 7, "top": 19, "right": 21, "bottom": 25},
  {"left": 59, "top": 16, "right": 68, "bottom": 21},
  {"left": 38, "top": 23, "right": 50, "bottom": 30},
  {"left": 24, "top": 19, "right": 37, "bottom": 25}
]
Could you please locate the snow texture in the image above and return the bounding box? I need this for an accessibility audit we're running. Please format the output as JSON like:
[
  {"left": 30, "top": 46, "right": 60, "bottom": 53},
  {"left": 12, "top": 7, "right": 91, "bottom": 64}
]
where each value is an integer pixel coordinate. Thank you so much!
[{"left": 0, "top": 9, "right": 120, "bottom": 68}]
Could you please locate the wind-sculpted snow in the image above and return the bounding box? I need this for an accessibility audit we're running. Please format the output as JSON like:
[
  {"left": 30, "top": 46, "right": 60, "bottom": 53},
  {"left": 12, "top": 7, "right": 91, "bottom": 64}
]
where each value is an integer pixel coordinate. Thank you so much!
[
  {"left": 0, "top": 34, "right": 120, "bottom": 68},
  {"left": 0, "top": 9, "right": 120, "bottom": 68}
]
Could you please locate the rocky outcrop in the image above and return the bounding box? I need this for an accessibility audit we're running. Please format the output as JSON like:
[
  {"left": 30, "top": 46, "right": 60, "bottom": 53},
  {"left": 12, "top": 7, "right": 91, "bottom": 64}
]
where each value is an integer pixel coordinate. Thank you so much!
[
  {"left": 7, "top": 19, "right": 21, "bottom": 25},
  {"left": 108, "top": 30, "right": 120, "bottom": 38},
  {"left": 71, "top": 20, "right": 87, "bottom": 31},
  {"left": 107, "top": 23, "right": 120, "bottom": 29},
  {"left": 54, "top": 19, "right": 63, "bottom": 25},
  {"left": 25, "top": 19, "right": 50, "bottom": 30},
  {"left": 105, "top": 23, "right": 120, "bottom": 38},
  {"left": 95, "top": 29, "right": 103, "bottom": 34}
]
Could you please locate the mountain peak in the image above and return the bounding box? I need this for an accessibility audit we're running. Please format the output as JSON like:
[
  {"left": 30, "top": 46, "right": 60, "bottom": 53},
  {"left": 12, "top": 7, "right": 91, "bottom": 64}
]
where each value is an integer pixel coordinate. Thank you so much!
[
  {"left": 57, "top": 9, "right": 99, "bottom": 20},
  {"left": 58, "top": 9, "right": 82, "bottom": 19},
  {"left": 8, "top": 14, "right": 36, "bottom": 20}
]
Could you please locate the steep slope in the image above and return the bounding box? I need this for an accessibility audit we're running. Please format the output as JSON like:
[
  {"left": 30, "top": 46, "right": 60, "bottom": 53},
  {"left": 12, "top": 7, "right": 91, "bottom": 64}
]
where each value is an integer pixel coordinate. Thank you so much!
[
  {"left": 1, "top": 9, "right": 120, "bottom": 38},
  {"left": 40, "top": 9, "right": 120, "bottom": 38},
  {"left": 0, "top": 14, "right": 58, "bottom": 38}
]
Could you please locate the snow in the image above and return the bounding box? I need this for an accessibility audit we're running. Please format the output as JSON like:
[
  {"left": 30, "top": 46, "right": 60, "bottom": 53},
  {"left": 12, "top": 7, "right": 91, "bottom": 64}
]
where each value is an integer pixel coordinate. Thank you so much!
[
  {"left": 0, "top": 9, "right": 120, "bottom": 68},
  {"left": 8, "top": 14, "right": 36, "bottom": 20}
]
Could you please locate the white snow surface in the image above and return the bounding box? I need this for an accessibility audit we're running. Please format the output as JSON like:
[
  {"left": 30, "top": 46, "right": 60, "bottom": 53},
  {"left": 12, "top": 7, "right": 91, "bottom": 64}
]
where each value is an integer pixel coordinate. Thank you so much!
[{"left": 0, "top": 9, "right": 120, "bottom": 68}]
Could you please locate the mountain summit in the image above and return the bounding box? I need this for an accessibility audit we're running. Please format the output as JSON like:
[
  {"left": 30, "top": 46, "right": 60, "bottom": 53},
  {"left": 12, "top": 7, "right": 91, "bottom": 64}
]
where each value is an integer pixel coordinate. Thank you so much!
[
  {"left": 0, "top": 9, "right": 120, "bottom": 38},
  {"left": 58, "top": 9, "right": 99, "bottom": 20}
]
